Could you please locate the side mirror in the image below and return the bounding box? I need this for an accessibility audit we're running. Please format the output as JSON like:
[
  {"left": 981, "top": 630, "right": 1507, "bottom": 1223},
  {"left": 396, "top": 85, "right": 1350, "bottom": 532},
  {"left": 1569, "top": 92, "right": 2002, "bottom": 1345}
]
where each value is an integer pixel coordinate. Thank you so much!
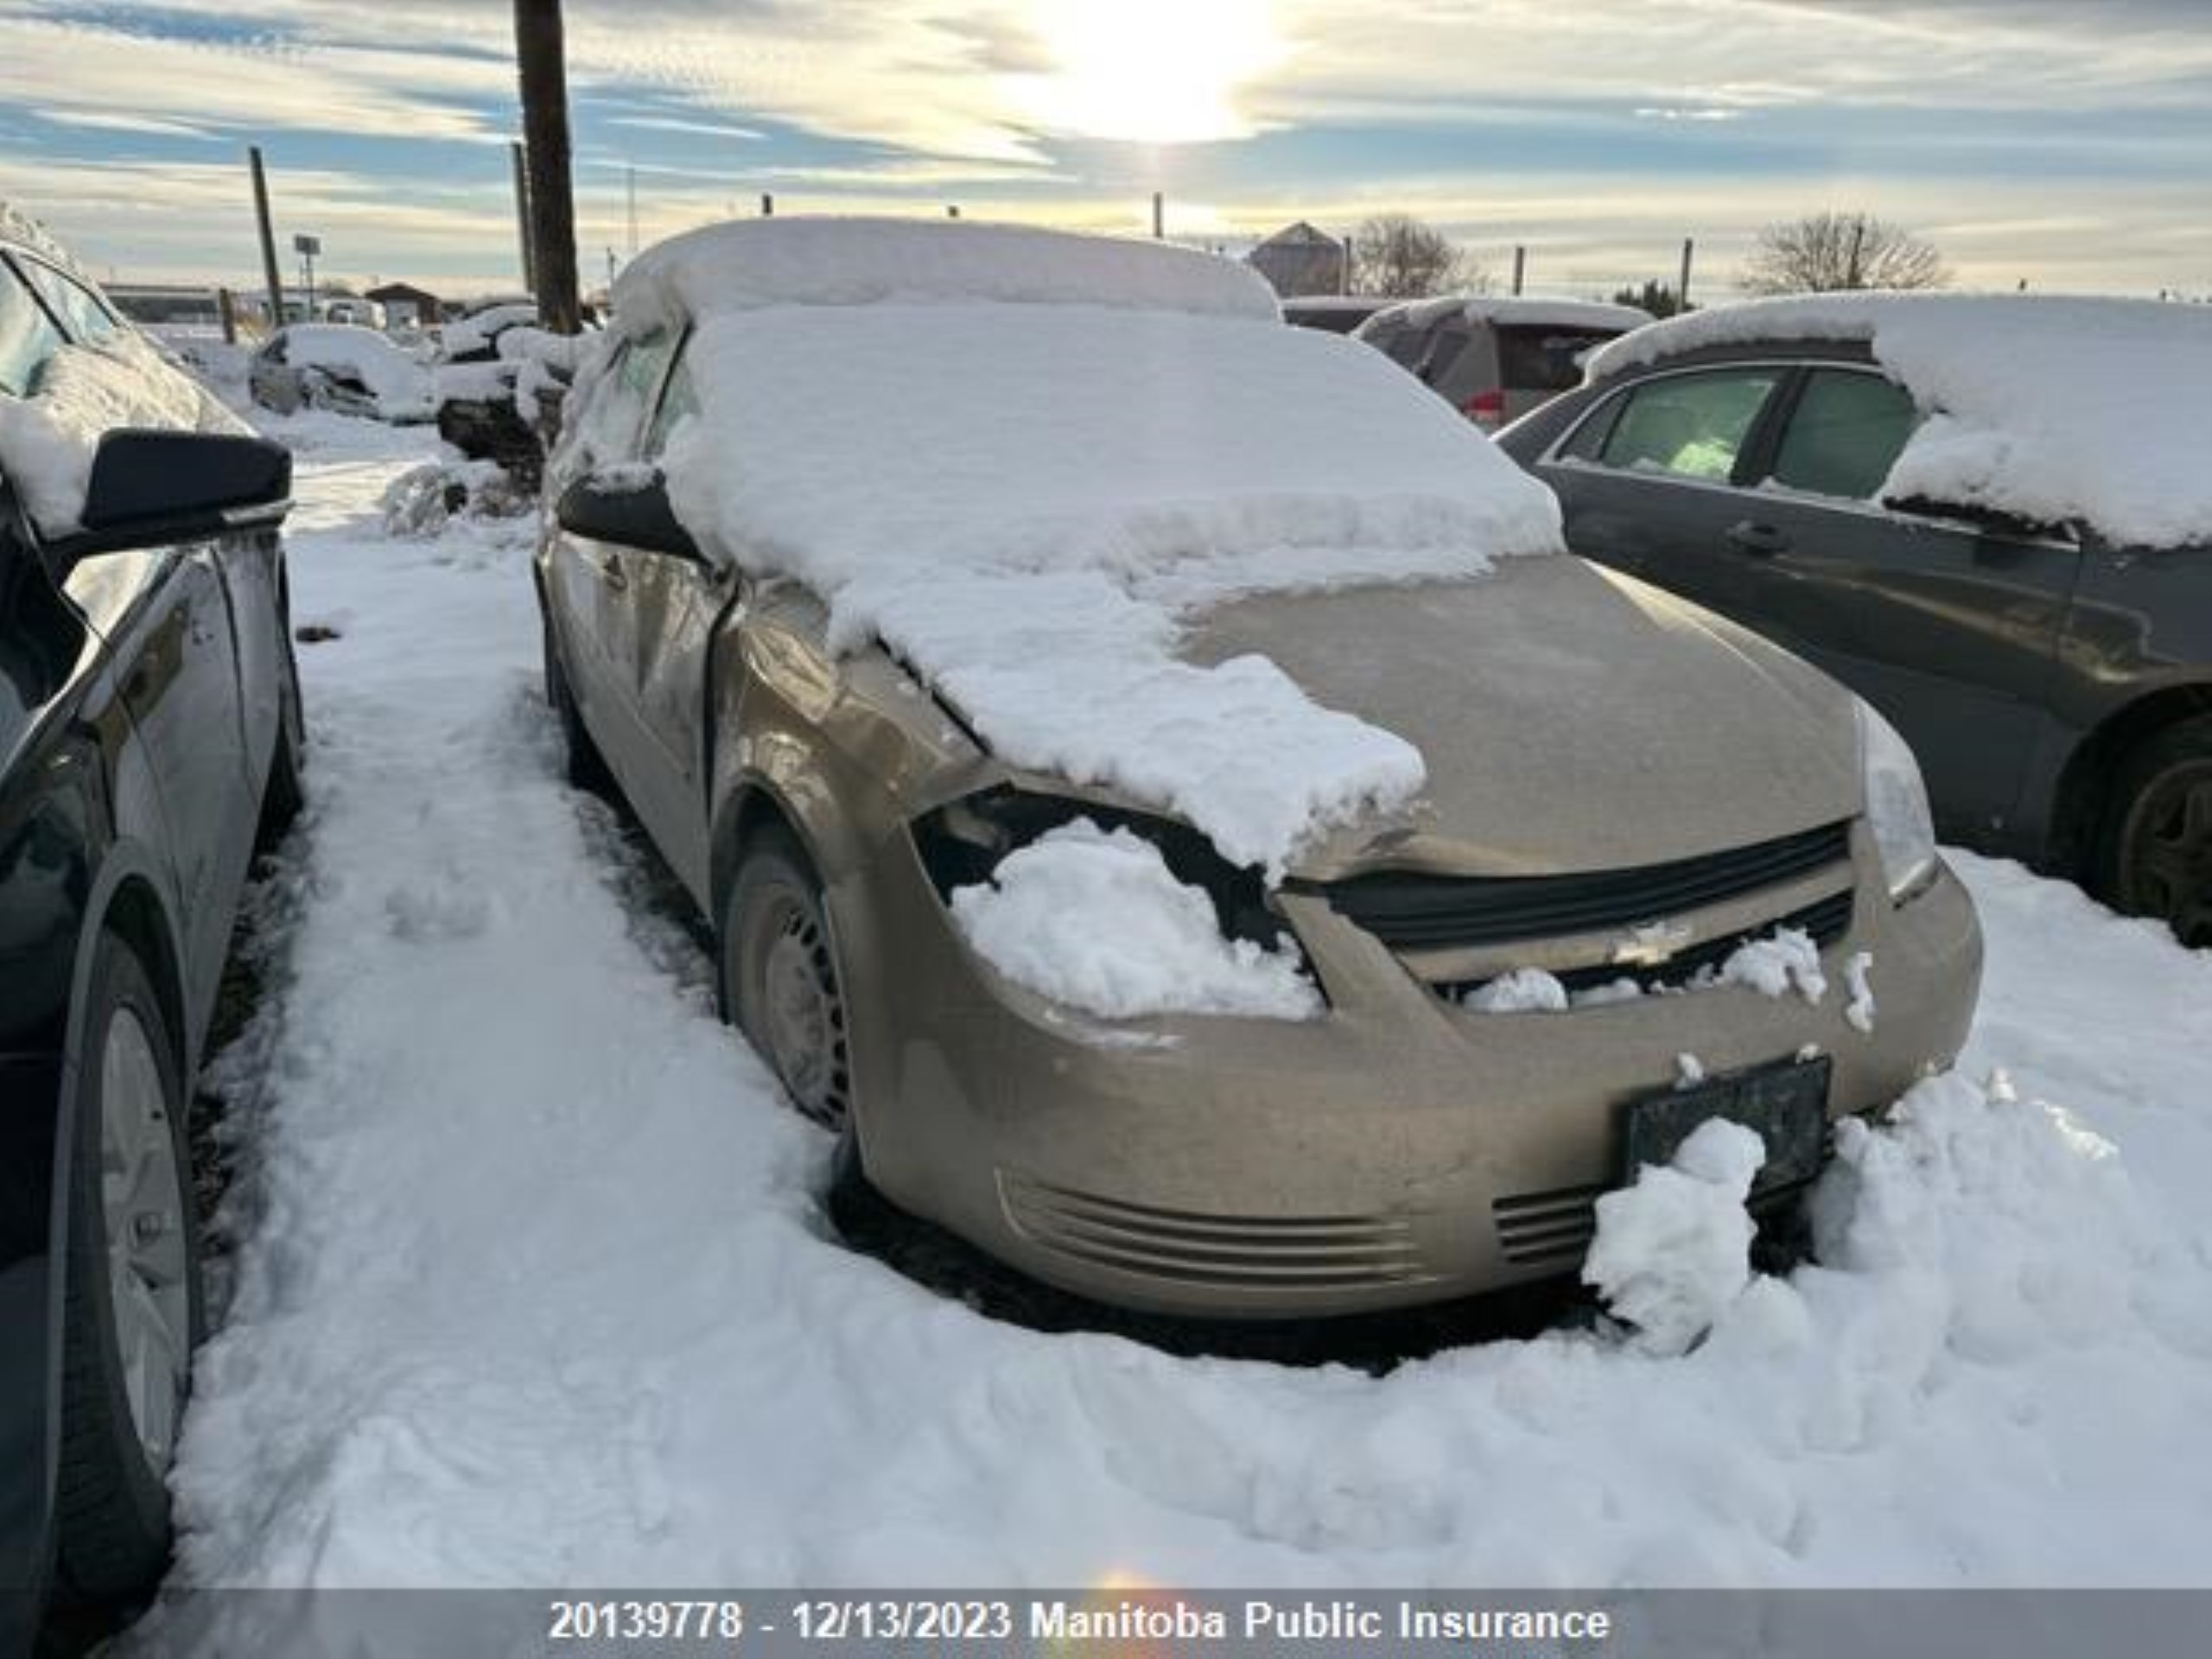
[
  {"left": 49, "top": 429, "right": 292, "bottom": 567},
  {"left": 555, "top": 470, "right": 702, "bottom": 563}
]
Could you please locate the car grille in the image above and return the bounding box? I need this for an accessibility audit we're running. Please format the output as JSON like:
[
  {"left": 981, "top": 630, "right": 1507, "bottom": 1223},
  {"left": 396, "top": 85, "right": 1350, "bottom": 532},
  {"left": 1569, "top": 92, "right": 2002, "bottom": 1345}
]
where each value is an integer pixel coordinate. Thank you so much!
[
  {"left": 997, "top": 1173, "right": 1436, "bottom": 1294},
  {"left": 1313, "top": 820, "right": 1852, "bottom": 952},
  {"left": 1541, "top": 887, "right": 1854, "bottom": 998},
  {"left": 1493, "top": 1173, "right": 1816, "bottom": 1269}
]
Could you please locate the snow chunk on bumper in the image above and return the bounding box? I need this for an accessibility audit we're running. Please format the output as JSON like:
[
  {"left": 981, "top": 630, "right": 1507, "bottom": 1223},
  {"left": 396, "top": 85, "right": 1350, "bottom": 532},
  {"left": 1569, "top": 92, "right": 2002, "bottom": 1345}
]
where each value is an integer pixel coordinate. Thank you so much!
[
  {"left": 1584, "top": 1117, "right": 1765, "bottom": 1356},
  {"left": 652, "top": 294, "right": 1561, "bottom": 874},
  {"left": 949, "top": 820, "right": 1321, "bottom": 1020}
]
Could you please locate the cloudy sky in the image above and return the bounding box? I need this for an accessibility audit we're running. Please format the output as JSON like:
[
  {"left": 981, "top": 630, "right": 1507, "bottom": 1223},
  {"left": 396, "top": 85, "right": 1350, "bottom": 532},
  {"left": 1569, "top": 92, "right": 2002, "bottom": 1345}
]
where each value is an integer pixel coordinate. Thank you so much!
[{"left": 2, "top": 0, "right": 2207, "bottom": 300}]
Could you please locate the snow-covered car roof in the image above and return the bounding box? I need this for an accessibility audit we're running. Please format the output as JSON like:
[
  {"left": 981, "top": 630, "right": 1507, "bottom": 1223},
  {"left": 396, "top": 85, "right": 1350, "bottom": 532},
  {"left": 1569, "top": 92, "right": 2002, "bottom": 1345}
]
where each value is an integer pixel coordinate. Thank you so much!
[
  {"left": 439, "top": 303, "right": 537, "bottom": 361},
  {"left": 589, "top": 218, "right": 1564, "bottom": 872},
  {"left": 275, "top": 323, "right": 433, "bottom": 418},
  {"left": 1363, "top": 295, "right": 1653, "bottom": 334},
  {"left": 1585, "top": 293, "right": 2212, "bottom": 550}
]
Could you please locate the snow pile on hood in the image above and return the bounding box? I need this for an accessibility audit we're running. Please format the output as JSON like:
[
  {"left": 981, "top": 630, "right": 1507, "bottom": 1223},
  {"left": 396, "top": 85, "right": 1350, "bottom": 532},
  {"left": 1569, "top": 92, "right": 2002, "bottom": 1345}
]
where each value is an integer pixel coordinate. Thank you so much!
[
  {"left": 1583, "top": 1117, "right": 1765, "bottom": 1355},
  {"left": 1586, "top": 294, "right": 2212, "bottom": 549},
  {"left": 282, "top": 325, "right": 433, "bottom": 418},
  {"left": 593, "top": 220, "right": 1561, "bottom": 873},
  {"left": 0, "top": 330, "right": 242, "bottom": 537},
  {"left": 948, "top": 820, "right": 1320, "bottom": 1020}
]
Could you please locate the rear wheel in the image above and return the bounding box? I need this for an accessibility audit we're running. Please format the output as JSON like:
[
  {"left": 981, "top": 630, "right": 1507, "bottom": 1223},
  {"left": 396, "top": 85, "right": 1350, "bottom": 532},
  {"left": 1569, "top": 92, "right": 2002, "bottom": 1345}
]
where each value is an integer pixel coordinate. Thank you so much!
[
  {"left": 2102, "top": 715, "right": 2212, "bottom": 949},
  {"left": 256, "top": 632, "right": 306, "bottom": 851},
  {"left": 54, "top": 934, "right": 202, "bottom": 1599}
]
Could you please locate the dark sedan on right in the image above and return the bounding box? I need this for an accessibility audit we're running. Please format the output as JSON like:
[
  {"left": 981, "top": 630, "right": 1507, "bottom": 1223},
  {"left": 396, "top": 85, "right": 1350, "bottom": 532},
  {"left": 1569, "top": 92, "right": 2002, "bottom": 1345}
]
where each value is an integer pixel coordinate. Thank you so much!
[{"left": 1498, "top": 295, "right": 2212, "bottom": 947}]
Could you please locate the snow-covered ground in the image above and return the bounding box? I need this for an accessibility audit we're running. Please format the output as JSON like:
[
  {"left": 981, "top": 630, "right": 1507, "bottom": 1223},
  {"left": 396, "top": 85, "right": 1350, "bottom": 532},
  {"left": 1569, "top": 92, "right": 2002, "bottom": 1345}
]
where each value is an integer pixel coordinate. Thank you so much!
[{"left": 151, "top": 411, "right": 2212, "bottom": 1628}]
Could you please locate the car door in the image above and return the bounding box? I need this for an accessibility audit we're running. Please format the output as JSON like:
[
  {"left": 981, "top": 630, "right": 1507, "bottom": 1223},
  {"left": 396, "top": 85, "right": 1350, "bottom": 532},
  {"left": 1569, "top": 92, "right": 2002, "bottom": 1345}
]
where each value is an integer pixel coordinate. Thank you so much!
[
  {"left": 543, "top": 328, "right": 677, "bottom": 781},
  {"left": 1690, "top": 365, "right": 2083, "bottom": 843},
  {"left": 591, "top": 337, "right": 729, "bottom": 900},
  {"left": 1538, "top": 362, "right": 1793, "bottom": 591}
]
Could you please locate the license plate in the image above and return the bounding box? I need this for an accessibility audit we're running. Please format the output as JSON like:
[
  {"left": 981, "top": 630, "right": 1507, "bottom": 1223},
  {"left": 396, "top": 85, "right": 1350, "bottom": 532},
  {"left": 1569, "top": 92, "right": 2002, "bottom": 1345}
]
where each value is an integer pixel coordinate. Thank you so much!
[{"left": 1621, "top": 1055, "right": 1832, "bottom": 1188}]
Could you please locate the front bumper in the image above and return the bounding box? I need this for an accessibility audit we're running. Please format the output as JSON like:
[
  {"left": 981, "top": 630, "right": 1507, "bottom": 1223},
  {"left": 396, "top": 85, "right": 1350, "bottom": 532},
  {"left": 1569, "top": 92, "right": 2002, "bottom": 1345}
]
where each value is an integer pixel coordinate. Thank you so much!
[{"left": 833, "top": 829, "right": 1982, "bottom": 1320}]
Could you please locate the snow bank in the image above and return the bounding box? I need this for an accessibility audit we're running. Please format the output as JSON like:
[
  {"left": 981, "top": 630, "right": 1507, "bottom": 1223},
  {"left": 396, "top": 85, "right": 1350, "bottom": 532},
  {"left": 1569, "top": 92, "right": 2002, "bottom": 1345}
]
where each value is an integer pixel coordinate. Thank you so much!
[
  {"left": 0, "top": 330, "right": 241, "bottom": 536},
  {"left": 1586, "top": 294, "right": 2212, "bottom": 549},
  {"left": 1584, "top": 1117, "right": 1764, "bottom": 1356},
  {"left": 594, "top": 224, "right": 1561, "bottom": 872},
  {"left": 949, "top": 821, "right": 1320, "bottom": 1020}
]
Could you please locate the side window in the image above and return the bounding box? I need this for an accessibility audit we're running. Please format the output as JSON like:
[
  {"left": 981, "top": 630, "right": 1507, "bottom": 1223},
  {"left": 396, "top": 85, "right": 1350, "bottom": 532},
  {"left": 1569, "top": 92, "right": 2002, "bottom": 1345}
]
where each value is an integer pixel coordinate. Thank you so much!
[
  {"left": 581, "top": 331, "right": 677, "bottom": 463},
  {"left": 16, "top": 258, "right": 119, "bottom": 344},
  {"left": 1589, "top": 369, "right": 1781, "bottom": 483},
  {"left": 642, "top": 342, "right": 700, "bottom": 461},
  {"left": 1769, "top": 369, "right": 1919, "bottom": 501},
  {"left": 0, "top": 263, "right": 66, "bottom": 396},
  {"left": 1382, "top": 325, "right": 1432, "bottom": 371}
]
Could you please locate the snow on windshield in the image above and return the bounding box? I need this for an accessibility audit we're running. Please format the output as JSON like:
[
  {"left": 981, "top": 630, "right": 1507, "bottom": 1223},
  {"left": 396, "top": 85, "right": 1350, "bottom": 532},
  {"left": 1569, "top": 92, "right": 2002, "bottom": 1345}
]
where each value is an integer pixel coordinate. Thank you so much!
[
  {"left": 1586, "top": 294, "right": 2212, "bottom": 549},
  {"left": 604, "top": 222, "right": 1563, "bottom": 874}
]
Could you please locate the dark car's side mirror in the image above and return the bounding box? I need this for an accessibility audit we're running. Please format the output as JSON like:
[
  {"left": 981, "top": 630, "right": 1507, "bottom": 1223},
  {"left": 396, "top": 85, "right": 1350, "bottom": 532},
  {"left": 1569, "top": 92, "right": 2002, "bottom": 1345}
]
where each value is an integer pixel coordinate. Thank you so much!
[
  {"left": 49, "top": 429, "right": 292, "bottom": 569},
  {"left": 556, "top": 470, "right": 702, "bottom": 563}
]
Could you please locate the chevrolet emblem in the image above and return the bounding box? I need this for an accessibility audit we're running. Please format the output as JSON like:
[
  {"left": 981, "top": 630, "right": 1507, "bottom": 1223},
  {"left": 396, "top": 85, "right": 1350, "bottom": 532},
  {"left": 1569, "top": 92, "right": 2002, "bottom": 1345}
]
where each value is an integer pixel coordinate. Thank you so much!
[{"left": 1611, "top": 918, "right": 1695, "bottom": 969}]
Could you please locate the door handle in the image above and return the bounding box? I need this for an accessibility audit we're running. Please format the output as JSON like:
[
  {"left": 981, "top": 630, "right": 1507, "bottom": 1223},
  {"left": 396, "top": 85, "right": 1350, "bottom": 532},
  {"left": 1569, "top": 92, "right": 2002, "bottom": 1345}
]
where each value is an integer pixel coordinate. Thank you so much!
[{"left": 1725, "top": 520, "right": 1790, "bottom": 557}]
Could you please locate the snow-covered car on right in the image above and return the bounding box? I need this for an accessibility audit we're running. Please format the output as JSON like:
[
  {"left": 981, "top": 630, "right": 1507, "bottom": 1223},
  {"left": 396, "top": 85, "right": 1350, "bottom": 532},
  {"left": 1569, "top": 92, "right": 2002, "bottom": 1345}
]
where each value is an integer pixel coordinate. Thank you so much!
[
  {"left": 247, "top": 321, "right": 434, "bottom": 423},
  {"left": 1497, "top": 295, "right": 2212, "bottom": 948}
]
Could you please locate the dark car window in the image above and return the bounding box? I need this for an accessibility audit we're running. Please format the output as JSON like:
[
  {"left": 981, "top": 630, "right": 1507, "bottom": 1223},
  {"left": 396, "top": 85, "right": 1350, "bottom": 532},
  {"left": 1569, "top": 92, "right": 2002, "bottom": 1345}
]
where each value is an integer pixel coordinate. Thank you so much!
[
  {"left": 643, "top": 345, "right": 700, "bottom": 460},
  {"left": 1416, "top": 322, "right": 1472, "bottom": 386},
  {"left": 1498, "top": 327, "right": 1619, "bottom": 393},
  {"left": 1770, "top": 369, "right": 1920, "bottom": 501},
  {"left": 1587, "top": 369, "right": 1782, "bottom": 482},
  {"left": 16, "top": 257, "right": 119, "bottom": 344},
  {"left": 0, "top": 261, "right": 66, "bottom": 396}
]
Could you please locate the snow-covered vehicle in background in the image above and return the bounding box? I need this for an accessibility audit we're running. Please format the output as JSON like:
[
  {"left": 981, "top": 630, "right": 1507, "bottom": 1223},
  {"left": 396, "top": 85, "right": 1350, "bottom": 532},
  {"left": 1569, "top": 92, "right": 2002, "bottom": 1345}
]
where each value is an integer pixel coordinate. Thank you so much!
[
  {"left": 1357, "top": 295, "right": 1651, "bottom": 431},
  {"left": 1498, "top": 294, "right": 2212, "bottom": 950},
  {"left": 536, "top": 218, "right": 1981, "bottom": 1324},
  {"left": 247, "top": 322, "right": 434, "bottom": 423},
  {"left": 434, "top": 320, "right": 588, "bottom": 488}
]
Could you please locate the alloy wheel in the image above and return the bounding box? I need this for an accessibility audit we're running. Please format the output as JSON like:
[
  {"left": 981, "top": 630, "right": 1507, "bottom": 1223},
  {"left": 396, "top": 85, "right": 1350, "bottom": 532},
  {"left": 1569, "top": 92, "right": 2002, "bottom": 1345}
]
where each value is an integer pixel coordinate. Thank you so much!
[{"left": 97, "top": 1005, "right": 192, "bottom": 1475}]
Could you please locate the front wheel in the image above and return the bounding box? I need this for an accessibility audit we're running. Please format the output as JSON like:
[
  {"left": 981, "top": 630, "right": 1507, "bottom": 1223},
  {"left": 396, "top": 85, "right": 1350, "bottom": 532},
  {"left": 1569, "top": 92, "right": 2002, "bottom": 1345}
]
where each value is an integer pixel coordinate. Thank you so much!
[
  {"left": 721, "top": 827, "right": 854, "bottom": 1134},
  {"left": 2102, "top": 715, "right": 2212, "bottom": 950},
  {"left": 54, "top": 934, "right": 203, "bottom": 1599}
]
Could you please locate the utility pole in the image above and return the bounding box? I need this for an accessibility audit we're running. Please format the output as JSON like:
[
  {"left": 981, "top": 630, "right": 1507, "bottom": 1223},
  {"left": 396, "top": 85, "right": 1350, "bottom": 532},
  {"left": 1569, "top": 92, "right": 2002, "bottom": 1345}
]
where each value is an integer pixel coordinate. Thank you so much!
[
  {"left": 512, "top": 0, "right": 581, "bottom": 332},
  {"left": 760, "top": 193, "right": 774, "bottom": 218},
  {"left": 1510, "top": 245, "right": 1526, "bottom": 296},
  {"left": 1846, "top": 219, "right": 1866, "bottom": 289},
  {"left": 248, "top": 145, "right": 283, "bottom": 328},
  {"left": 1679, "top": 237, "right": 1695, "bottom": 310},
  {"left": 626, "top": 164, "right": 638, "bottom": 256},
  {"left": 510, "top": 140, "right": 536, "bottom": 294},
  {"left": 1151, "top": 191, "right": 1164, "bottom": 239}
]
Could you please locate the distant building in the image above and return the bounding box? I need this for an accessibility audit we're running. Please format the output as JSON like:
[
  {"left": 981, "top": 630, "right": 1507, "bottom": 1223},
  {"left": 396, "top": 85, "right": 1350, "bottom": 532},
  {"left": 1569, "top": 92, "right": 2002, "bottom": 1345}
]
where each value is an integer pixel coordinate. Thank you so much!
[
  {"left": 365, "top": 282, "right": 446, "bottom": 328},
  {"left": 1248, "top": 221, "right": 1350, "bottom": 299}
]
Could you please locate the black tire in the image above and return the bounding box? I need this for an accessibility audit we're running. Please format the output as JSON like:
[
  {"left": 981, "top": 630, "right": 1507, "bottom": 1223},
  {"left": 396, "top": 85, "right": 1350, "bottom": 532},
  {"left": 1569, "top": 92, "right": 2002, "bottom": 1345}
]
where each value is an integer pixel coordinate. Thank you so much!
[
  {"left": 255, "top": 634, "right": 307, "bottom": 852},
  {"left": 542, "top": 613, "right": 613, "bottom": 793},
  {"left": 53, "top": 934, "right": 202, "bottom": 1601},
  {"left": 721, "top": 826, "right": 855, "bottom": 1135},
  {"left": 2100, "top": 714, "right": 2212, "bottom": 950}
]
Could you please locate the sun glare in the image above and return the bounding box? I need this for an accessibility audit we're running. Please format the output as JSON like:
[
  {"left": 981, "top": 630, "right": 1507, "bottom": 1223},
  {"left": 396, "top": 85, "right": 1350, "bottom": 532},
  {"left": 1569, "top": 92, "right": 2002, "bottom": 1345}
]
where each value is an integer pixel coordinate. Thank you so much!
[{"left": 1014, "top": 0, "right": 1286, "bottom": 144}]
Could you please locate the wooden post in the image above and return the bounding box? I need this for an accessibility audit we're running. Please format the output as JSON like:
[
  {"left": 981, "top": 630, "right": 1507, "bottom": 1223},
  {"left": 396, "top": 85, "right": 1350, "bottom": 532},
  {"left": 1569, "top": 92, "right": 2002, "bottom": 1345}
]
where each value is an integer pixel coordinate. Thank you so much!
[
  {"left": 513, "top": 0, "right": 581, "bottom": 333},
  {"left": 1679, "top": 237, "right": 1694, "bottom": 309},
  {"left": 248, "top": 146, "right": 283, "bottom": 327},
  {"left": 217, "top": 286, "right": 237, "bottom": 344},
  {"left": 760, "top": 193, "right": 774, "bottom": 218},
  {"left": 1151, "top": 192, "right": 1163, "bottom": 239},
  {"left": 1511, "top": 245, "right": 1526, "bottom": 296}
]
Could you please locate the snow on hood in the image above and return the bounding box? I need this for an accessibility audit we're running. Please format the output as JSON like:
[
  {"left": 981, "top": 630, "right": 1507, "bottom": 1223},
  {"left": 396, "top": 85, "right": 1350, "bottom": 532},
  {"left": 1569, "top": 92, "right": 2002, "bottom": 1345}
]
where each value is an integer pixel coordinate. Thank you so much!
[
  {"left": 0, "top": 330, "right": 244, "bottom": 537},
  {"left": 281, "top": 325, "right": 434, "bottom": 417},
  {"left": 1585, "top": 293, "right": 2212, "bottom": 550},
  {"left": 598, "top": 222, "right": 1564, "bottom": 874}
]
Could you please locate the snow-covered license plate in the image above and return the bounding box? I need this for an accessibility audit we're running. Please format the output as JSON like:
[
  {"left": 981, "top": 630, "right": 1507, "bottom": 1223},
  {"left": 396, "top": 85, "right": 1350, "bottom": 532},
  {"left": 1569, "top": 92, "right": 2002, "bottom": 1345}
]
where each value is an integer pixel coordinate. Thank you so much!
[{"left": 1622, "top": 1054, "right": 1832, "bottom": 1187}]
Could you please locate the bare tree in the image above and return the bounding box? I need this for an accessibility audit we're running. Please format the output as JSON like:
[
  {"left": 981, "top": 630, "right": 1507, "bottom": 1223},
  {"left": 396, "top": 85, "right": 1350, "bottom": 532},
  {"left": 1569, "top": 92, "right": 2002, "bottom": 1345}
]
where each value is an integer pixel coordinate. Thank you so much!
[
  {"left": 1353, "top": 213, "right": 1483, "bottom": 299},
  {"left": 1739, "top": 211, "right": 1948, "bottom": 296}
]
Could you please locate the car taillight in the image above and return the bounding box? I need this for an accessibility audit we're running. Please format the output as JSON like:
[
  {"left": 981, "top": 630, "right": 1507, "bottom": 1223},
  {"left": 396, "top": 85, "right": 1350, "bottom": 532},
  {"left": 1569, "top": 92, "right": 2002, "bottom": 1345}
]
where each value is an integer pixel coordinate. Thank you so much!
[{"left": 1462, "top": 389, "right": 1506, "bottom": 431}]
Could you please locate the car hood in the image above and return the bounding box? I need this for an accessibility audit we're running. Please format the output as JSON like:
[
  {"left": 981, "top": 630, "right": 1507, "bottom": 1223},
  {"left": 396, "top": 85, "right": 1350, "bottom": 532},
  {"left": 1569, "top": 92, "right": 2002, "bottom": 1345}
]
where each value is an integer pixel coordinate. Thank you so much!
[{"left": 1177, "top": 555, "right": 1864, "bottom": 879}]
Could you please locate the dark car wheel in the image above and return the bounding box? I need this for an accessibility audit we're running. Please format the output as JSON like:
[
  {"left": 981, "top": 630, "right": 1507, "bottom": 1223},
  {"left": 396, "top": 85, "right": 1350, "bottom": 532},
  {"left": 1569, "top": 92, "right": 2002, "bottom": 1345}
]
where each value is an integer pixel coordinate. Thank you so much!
[
  {"left": 54, "top": 933, "right": 202, "bottom": 1599},
  {"left": 2104, "top": 715, "right": 2212, "bottom": 950},
  {"left": 256, "top": 634, "right": 307, "bottom": 851},
  {"left": 722, "top": 827, "right": 854, "bottom": 1135},
  {"left": 542, "top": 615, "right": 612, "bottom": 793}
]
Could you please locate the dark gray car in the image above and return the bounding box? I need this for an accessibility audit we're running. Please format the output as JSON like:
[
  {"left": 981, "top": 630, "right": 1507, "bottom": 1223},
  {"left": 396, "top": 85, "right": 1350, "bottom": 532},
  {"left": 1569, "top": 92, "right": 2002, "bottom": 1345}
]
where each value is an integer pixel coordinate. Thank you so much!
[{"left": 1498, "top": 298, "right": 2212, "bottom": 947}]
